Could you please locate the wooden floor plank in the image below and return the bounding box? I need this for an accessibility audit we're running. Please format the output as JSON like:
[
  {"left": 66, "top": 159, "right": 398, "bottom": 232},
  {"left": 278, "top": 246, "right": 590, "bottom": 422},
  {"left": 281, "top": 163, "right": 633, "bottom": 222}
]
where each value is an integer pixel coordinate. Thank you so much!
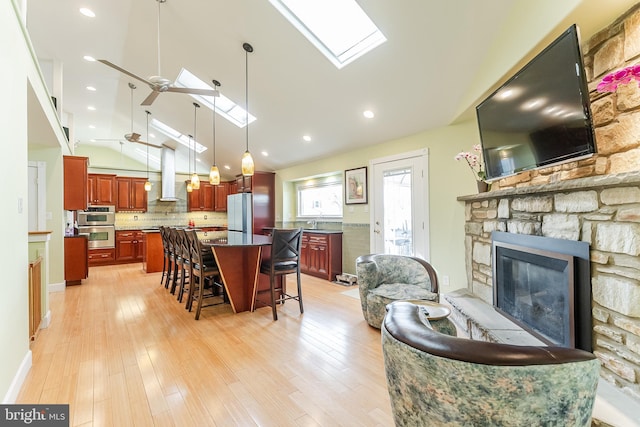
[{"left": 17, "top": 263, "right": 394, "bottom": 426}]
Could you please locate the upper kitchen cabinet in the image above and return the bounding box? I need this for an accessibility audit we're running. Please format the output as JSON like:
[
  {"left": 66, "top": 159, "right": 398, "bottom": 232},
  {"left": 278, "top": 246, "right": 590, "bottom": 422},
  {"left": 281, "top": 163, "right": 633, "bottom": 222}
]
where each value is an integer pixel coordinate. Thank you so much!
[
  {"left": 187, "top": 181, "right": 230, "bottom": 212},
  {"left": 63, "top": 155, "right": 88, "bottom": 211},
  {"left": 88, "top": 174, "right": 116, "bottom": 205},
  {"left": 214, "top": 182, "right": 230, "bottom": 212},
  {"left": 235, "top": 175, "right": 252, "bottom": 193},
  {"left": 116, "top": 177, "right": 147, "bottom": 212},
  {"left": 187, "top": 181, "right": 214, "bottom": 212}
]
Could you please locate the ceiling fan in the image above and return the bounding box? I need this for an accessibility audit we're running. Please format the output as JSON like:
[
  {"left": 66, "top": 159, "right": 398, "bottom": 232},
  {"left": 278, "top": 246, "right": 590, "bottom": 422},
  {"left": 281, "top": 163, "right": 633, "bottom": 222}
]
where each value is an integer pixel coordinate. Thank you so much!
[
  {"left": 92, "top": 83, "right": 163, "bottom": 148},
  {"left": 98, "top": 0, "right": 217, "bottom": 106}
]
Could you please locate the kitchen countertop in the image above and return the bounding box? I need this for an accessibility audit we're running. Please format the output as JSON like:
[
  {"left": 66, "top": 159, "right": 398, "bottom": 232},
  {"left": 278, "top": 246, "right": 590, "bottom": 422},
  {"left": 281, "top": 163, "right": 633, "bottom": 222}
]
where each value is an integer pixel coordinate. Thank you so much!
[
  {"left": 116, "top": 225, "right": 227, "bottom": 231},
  {"left": 262, "top": 227, "right": 343, "bottom": 234}
]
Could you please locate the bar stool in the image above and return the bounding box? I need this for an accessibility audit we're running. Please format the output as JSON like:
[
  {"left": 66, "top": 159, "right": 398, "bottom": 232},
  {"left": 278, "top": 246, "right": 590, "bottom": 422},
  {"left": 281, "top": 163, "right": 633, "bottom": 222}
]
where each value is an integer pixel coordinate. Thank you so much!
[
  {"left": 159, "top": 226, "right": 170, "bottom": 285},
  {"left": 185, "top": 229, "right": 226, "bottom": 320},
  {"left": 257, "top": 228, "right": 304, "bottom": 321}
]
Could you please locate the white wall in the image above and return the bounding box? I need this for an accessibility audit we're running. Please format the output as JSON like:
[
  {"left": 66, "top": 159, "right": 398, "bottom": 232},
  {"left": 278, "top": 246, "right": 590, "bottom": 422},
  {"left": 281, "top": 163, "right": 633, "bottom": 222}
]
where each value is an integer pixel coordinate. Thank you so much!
[{"left": 1, "top": 0, "right": 31, "bottom": 403}]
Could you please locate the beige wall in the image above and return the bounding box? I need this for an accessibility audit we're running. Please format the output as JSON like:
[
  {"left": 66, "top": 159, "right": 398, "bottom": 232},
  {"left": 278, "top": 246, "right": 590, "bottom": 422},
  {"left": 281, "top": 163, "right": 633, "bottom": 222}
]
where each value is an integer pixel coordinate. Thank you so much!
[{"left": 276, "top": 120, "right": 480, "bottom": 291}]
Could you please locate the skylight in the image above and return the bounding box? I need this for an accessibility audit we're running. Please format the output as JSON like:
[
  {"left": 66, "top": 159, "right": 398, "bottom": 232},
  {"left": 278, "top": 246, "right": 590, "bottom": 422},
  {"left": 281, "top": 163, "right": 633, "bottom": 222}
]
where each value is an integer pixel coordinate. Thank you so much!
[
  {"left": 150, "top": 118, "right": 207, "bottom": 153},
  {"left": 268, "top": 0, "right": 386, "bottom": 69},
  {"left": 174, "top": 69, "right": 256, "bottom": 128}
]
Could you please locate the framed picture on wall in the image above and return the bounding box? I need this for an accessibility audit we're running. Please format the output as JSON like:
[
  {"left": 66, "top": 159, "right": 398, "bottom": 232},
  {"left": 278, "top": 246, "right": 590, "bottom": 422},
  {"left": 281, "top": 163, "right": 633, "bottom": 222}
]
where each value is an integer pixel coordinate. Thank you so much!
[{"left": 345, "top": 166, "right": 368, "bottom": 205}]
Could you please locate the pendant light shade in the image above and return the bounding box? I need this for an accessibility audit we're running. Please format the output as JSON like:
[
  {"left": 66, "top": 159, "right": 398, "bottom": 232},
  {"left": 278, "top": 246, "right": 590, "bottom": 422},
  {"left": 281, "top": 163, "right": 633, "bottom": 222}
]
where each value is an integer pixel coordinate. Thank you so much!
[
  {"left": 144, "top": 110, "right": 152, "bottom": 192},
  {"left": 191, "top": 102, "right": 201, "bottom": 190},
  {"left": 242, "top": 42, "right": 255, "bottom": 177},
  {"left": 209, "top": 79, "right": 221, "bottom": 185}
]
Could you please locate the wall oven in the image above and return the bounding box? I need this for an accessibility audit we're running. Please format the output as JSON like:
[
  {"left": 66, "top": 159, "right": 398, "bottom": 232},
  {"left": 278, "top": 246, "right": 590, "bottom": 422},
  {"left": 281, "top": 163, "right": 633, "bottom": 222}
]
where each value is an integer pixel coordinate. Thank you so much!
[
  {"left": 78, "top": 225, "right": 115, "bottom": 249},
  {"left": 77, "top": 205, "right": 115, "bottom": 226},
  {"left": 77, "top": 206, "right": 115, "bottom": 249}
]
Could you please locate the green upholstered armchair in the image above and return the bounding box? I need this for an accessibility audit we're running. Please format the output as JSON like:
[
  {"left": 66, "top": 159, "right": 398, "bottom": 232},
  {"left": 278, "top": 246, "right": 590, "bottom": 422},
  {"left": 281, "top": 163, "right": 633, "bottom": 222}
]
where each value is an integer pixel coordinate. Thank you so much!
[
  {"left": 381, "top": 301, "right": 600, "bottom": 427},
  {"left": 355, "top": 254, "right": 439, "bottom": 329}
]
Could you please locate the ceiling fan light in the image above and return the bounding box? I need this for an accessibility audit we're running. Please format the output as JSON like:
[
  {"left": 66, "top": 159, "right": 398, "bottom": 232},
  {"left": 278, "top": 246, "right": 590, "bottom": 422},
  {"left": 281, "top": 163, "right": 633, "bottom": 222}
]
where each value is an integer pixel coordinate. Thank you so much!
[
  {"left": 242, "top": 150, "right": 254, "bottom": 176},
  {"left": 144, "top": 180, "right": 152, "bottom": 192},
  {"left": 209, "top": 165, "right": 220, "bottom": 185},
  {"left": 191, "top": 173, "right": 200, "bottom": 190}
]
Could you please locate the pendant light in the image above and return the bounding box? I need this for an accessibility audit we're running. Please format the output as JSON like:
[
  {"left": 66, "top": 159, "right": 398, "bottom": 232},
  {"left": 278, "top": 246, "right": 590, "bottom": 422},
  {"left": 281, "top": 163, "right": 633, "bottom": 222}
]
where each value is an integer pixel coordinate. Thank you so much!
[
  {"left": 186, "top": 133, "right": 193, "bottom": 193},
  {"left": 209, "top": 79, "right": 221, "bottom": 185},
  {"left": 191, "top": 102, "right": 201, "bottom": 189},
  {"left": 241, "top": 42, "right": 255, "bottom": 176},
  {"left": 144, "top": 110, "right": 152, "bottom": 192}
]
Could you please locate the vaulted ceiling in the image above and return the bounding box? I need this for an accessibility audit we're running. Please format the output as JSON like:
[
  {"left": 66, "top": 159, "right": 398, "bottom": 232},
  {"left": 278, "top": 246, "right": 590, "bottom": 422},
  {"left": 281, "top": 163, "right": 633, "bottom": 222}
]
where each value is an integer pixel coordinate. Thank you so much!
[{"left": 25, "top": 0, "right": 638, "bottom": 179}]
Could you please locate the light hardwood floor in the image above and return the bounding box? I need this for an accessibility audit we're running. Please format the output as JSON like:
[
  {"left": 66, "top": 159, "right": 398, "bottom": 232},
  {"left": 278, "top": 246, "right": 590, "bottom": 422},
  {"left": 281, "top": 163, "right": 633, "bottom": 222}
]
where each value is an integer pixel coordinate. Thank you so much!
[{"left": 18, "top": 263, "right": 394, "bottom": 427}]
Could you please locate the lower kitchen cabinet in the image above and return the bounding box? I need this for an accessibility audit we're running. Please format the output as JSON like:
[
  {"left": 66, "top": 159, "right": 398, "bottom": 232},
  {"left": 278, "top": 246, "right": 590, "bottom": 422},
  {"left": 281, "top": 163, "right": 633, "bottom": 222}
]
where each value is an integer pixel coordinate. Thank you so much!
[
  {"left": 300, "top": 232, "right": 342, "bottom": 282},
  {"left": 88, "top": 248, "right": 116, "bottom": 266},
  {"left": 64, "top": 235, "right": 88, "bottom": 285},
  {"left": 116, "top": 230, "right": 144, "bottom": 262}
]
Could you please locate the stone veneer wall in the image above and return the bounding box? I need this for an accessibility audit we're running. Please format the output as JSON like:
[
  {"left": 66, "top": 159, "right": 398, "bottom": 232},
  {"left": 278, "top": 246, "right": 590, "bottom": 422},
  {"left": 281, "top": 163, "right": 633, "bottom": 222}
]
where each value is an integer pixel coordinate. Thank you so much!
[
  {"left": 489, "top": 3, "right": 640, "bottom": 191},
  {"left": 458, "top": 2, "right": 640, "bottom": 400},
  {"left": 460, "top": 172, "right": 640, "bottom": 401}
]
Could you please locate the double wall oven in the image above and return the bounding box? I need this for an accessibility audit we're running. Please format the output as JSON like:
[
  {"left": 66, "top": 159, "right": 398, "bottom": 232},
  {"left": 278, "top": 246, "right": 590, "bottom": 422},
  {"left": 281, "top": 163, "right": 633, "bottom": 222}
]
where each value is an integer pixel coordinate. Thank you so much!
[{"left": 77, "top": 205, "right": 115, "bottom": 249}]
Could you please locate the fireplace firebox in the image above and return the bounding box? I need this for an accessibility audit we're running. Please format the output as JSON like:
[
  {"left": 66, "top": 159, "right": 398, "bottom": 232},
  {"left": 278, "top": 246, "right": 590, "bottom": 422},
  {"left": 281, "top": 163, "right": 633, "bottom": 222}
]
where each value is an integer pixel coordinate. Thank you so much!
[{"left": 491, "top": 231, "right": 591, "bottom": 351}]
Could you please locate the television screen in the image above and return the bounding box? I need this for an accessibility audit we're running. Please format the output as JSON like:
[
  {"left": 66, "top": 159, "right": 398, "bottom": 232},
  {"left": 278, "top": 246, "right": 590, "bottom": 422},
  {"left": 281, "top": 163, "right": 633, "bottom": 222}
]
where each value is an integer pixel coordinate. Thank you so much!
[{"left": 476, "top": 24, "right": 596, "bottom": 181}]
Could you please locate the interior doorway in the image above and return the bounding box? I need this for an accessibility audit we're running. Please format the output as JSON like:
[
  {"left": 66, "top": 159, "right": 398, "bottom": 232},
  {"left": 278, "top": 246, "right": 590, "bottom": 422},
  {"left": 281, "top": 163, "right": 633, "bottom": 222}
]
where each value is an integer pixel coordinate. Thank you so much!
[{"left": 370, "top": 149, "right": 429, "bottom": 260}]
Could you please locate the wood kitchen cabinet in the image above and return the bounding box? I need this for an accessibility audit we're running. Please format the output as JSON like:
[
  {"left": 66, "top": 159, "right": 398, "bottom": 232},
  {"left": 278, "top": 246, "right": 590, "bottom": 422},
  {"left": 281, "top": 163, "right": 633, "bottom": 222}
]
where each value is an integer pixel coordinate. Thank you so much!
[
  {"left": 187, "top": 181, "right": 215, "bottom": 211},
  {"left": 63, "top": 155, "right": 88, "bottom": 211},
  {"left": 235, "top": 175, "right": 252, "bottom": 193},
  {"left": 300, "top": 232, "right": 342, "bottom": 282},
  {"left": 88, "top": 173, "right": 116, "bottom": 205},
  {"left": 88, "top": 248, "right": 116, "bottom": 266},
  {"left": 214, "top": 181, "right": 229, "bottom": 212},
  {"left": 187, "top": 181, "right": 230, "bottom": 212},
  {"left": 115, "top": 230, "right": 144, "bottom": 262},
  {"left": 64, "top": 235, "right": 88, "bottom": 285},
  {"left": 116, "top": 177, "right": 147, "bottom": 212}
]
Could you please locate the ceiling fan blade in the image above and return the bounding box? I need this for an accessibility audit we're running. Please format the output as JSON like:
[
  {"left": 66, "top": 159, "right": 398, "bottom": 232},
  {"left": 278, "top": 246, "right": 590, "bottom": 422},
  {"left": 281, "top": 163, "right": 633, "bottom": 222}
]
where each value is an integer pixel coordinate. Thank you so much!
[
  {"left": 98, "top": 60, "right": 152, "bottom": 85},
  {"left": 141, "top": 90, "right": 161, "bottom": 106},
  {"left": 132, "top": 140, "right": 163, "bottom": 149},
  {"left": 166, "top": 87, "right": 219, "bottom": 96}
]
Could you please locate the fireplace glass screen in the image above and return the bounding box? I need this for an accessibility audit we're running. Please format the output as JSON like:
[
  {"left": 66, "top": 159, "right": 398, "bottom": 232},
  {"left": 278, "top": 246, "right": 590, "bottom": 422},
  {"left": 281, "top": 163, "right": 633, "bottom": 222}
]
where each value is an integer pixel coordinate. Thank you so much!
[{"left": 494, "top": 243, "right": 575, "bottom": 347}]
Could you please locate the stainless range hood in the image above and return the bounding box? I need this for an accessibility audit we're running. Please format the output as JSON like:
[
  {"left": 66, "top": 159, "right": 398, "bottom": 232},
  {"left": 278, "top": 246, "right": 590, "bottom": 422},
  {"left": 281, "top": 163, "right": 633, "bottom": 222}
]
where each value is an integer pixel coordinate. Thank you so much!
[{"left": 159, "top": 147, "right": 179, "bottom": 201}]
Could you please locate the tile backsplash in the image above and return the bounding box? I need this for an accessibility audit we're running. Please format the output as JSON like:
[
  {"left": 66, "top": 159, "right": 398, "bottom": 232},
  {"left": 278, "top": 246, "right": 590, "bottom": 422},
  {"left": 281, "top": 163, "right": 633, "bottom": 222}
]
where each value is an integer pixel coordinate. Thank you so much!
[{"left": 115, "top": 211, "right": 227, "bottom": 229}]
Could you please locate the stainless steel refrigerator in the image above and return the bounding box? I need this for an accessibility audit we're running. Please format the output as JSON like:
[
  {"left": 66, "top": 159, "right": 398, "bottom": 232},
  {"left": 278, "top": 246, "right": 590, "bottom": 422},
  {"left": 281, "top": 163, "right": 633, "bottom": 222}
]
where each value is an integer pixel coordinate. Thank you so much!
[{"left": 227, "top": 193, "right": 253, "bottom": 234}]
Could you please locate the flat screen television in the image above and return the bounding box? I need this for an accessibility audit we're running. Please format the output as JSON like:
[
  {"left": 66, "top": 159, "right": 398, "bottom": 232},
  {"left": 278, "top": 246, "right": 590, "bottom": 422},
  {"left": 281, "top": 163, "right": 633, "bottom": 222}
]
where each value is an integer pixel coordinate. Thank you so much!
[{"left": 476, "top": 24, "right": 597, "bottom": 182}]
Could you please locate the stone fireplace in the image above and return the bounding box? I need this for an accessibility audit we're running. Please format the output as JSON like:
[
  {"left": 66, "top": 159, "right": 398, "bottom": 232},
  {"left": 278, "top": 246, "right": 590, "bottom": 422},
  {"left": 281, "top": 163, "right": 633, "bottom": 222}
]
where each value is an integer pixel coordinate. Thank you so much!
[
  {"left": 492, "top": 231, "right": 592, "bottom": 351},
  {"left": 454, "top": 173, "right": 640, "bottom": 402}
]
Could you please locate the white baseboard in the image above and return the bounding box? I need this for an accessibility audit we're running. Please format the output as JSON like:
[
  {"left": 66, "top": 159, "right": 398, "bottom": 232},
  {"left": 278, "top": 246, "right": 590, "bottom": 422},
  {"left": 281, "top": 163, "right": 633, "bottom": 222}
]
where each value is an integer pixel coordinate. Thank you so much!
[
  {"left": 49, "top": 281, "right": 65, "bottom": 293},
  {"left": 40, "top": 310, "right": 51, "bottom": 329},
  {"left": 2, "top": 351, "right": 32, "bottom": 404}
]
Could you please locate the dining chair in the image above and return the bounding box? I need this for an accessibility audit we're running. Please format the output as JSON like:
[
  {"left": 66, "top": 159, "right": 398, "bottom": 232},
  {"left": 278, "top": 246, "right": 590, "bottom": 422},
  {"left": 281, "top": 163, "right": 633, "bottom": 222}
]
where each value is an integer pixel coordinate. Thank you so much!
[
  {"left": 185, "top": 229, "right": 226, "bottom": 319},
  {"left": 257, "top": 228, "right": 304, "bottom": 320}
]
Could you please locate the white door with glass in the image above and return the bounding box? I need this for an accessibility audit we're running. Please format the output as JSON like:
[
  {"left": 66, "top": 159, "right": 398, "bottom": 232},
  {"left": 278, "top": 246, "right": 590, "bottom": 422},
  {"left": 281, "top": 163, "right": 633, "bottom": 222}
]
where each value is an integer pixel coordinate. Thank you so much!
[{"left": 370, "top": 149, "right": 429, "bottom": 261}]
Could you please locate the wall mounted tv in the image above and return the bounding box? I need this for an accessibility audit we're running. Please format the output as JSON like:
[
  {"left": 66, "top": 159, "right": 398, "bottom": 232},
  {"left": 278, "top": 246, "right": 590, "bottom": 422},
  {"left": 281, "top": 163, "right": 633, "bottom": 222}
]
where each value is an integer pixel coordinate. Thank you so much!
[{"left": 476, "top": 24, "right": 597, "bottom": 182}]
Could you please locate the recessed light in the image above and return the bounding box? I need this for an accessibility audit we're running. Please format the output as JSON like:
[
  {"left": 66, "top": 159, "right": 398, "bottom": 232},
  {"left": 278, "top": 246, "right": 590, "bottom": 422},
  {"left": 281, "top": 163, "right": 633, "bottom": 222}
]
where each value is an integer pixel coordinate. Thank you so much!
[
  {"left": 86, "top": 86, "right": 96, "bottom": 91},
  {"left": 303, "top": 135, "right": 311, "bottom": 142},
  {"left": 224, "top": 165, "right": 231, "bottom": 170},
  {"left": 149, "top": 133, "right": 156, "bottom": 139},
  {"left": 87, "top": 106, "right": 96, "bottom": 111},
  {"left": 83, "top": 55, "right": 96, "bottom": 62},
  {"left": 363, "top": 110, "right": 374, "bottom": 119},
  {"left": 88, "top": 125, "right": 95, "bottom": 129},
  {"left": 79, "top": 8, "right": 95, "bottom": 18},
  {"left": 261, "top": 151, "right": 269, "bottom": 157}
]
